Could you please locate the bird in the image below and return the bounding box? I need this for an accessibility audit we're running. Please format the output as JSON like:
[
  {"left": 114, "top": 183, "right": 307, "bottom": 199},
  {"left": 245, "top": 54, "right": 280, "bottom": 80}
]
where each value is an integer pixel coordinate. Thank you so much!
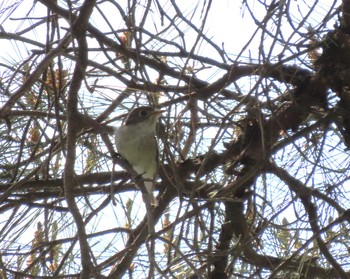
[{"left": 114, "top": 106, "right": 163, "bottom": 206}]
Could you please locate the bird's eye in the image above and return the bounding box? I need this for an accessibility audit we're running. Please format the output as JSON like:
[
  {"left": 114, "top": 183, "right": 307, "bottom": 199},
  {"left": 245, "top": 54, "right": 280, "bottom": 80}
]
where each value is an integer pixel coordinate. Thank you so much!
[{"left": 140, "top": 110, "right": 148, "bottom": 117}]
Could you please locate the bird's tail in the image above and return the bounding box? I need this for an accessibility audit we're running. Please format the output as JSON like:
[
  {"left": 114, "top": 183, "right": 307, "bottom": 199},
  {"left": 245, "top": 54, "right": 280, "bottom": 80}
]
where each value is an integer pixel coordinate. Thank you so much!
[{"left": 143, "top": 181, "right": 157, "bottom": 206}]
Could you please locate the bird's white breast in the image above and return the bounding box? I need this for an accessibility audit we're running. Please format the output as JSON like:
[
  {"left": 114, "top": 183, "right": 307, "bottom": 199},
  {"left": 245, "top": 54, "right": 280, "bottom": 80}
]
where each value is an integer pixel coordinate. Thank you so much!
[{"left": 114, "top": 123, "right": 157, "bottom": 179}]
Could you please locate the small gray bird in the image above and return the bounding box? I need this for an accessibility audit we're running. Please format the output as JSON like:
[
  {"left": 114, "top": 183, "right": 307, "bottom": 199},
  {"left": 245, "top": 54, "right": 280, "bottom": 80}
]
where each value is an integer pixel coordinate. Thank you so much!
[{"left": 114, "top": 106, "right": 163, "bottom": 206}]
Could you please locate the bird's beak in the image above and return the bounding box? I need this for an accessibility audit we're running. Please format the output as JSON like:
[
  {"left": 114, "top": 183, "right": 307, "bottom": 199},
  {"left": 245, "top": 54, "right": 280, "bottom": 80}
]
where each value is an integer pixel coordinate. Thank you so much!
[{"left": 152, "top": 109, "right": 165, "bottom": 116}]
